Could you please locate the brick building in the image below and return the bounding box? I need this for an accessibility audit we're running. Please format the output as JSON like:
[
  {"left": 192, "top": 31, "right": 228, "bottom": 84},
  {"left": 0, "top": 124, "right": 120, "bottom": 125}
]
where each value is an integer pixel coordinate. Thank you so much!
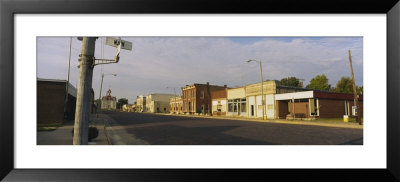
[
  {"left": 275, "top": 90, "right": 363, "bottom": 119},
  {"left": 37, "top": 78, "right": 77, "bottom": 124},
  {"left": 182, "top": 82, "right": 227, "bottom": 115}
]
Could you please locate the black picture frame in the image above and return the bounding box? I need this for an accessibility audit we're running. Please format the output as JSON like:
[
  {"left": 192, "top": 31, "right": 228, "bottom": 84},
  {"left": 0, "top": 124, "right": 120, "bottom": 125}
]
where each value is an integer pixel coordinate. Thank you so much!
[{"left": 1, "top": 0, "right": 399, "bottom": 181}]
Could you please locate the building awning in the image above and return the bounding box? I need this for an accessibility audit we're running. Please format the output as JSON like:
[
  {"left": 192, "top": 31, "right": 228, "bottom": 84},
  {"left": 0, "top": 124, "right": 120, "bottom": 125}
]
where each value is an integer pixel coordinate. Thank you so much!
[
  {"left": 275, "top": 91, "right": 314, "bottom": 100},
  {"left": 275, "top": 90, "right": 363, "bottom": 101}
]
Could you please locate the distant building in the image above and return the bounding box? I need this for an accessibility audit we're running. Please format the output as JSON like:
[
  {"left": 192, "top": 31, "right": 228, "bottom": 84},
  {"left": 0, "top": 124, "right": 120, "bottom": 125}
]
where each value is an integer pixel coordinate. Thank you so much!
[
  {"left": 101, "top": 89, "right": 117, "bottom": 110},
  {"left": 146, "top": 93, "right": 175, "bottom": 113},
  {"left": 136, "top": 95, "right": 146, "bottom": 112},
  {"left": 37, "top": 78, "right": 77, "bottom": 124},
  {"left": 182, "top": 82, "right": 227, "bottom": 115},
  {"left": 122, "top": 104, "right": 135, "bottom": 112},
  {"left": 170, "top": 96, "right": 183, "bottom": 114},
  {"left": 130, "top": 104, "right": 136, "bottom": 112}
]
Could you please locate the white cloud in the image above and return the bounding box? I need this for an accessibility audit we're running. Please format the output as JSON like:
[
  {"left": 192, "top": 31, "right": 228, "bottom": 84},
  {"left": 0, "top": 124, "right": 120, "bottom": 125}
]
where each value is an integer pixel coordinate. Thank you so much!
[{"left": 37, "top": 37, "right": 363, "bottom": 102}]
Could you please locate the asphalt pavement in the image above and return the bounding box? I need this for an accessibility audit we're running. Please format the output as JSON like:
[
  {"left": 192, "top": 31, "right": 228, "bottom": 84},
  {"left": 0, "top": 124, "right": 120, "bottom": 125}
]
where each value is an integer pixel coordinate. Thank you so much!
[{"left": 102, "top": 111, "right": 363, "bottom": 145}]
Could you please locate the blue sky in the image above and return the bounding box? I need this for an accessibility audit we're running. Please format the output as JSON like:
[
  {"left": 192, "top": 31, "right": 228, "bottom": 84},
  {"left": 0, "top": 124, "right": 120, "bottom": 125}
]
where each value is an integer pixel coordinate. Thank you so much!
[{"left": 37, "top": 37, "right": 363, "bottom": 104}]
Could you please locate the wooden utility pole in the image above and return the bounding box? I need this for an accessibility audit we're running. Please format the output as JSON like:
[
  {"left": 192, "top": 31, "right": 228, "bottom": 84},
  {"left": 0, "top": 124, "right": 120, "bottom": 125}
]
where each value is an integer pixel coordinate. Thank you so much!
[
  {"left": 73, "top": 37, "right": 97, "bottom": 145},
  {"left": 348, "top": 50, "right": 362, "bottom": 125}
]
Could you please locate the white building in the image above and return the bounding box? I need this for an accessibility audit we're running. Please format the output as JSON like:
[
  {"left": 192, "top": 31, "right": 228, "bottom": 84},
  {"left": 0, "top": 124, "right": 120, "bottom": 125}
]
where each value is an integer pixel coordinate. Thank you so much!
[
  {"left": 244, "top": 81, "right": 310, "bottom": 119},
  {"left": 101, "top": 89, "right": 117, "bottom": 110},
  {"left": 145, "top": 93, "right": 175, "bottom": 113},
  {"left": 136, "top": 95, "right": 146, "bottom": 112},
  {"left": 226, "top": 87, "right": 246, "bottom": 117}
]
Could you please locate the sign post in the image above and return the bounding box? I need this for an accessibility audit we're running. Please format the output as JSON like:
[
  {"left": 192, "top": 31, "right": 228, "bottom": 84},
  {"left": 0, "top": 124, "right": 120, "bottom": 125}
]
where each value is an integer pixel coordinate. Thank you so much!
[{"left": 73, "top": 37, "right": 132, "bottom": 145}]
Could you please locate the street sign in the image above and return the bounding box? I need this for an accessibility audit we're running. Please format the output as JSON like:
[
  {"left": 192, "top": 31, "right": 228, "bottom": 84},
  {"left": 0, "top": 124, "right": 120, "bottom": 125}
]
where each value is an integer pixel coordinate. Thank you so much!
[{"left": 105, "top": 37, "right": 132, "bottom": 51}]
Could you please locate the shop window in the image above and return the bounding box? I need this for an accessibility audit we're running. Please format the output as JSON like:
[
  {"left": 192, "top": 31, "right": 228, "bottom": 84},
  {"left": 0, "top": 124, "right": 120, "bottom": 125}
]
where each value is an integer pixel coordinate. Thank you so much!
[
  {"left": 217, "top": 104, "right": 222, "bottom": 112},
  {"left": 240, "top": 103, "right": 246, "bottom": 112},
  {"left": 228, "top": 103, "right": 233, "bottom": 112}
]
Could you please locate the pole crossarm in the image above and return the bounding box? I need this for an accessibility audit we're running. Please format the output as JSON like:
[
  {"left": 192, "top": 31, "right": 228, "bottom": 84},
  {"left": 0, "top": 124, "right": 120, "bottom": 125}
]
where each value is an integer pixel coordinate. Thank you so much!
[
  {"left": 92, "top": 41, "right": 123, "bottom": 67},
  {"left": 92, "top": 57, "right": 120, "bottom": 67}
]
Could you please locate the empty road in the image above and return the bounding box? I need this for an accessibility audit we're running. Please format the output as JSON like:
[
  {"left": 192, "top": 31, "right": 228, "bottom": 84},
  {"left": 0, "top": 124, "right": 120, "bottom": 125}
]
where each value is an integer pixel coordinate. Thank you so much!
[{"left": 102, "top": 111, "right": 363, "bottom": 145}]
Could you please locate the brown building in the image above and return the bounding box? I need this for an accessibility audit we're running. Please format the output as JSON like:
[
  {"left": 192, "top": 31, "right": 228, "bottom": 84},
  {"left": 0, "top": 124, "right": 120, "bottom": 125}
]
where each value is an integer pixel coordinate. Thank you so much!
[
  {"left": 182, "top": 82, "right": 227, "bottom": 115},
  {"left": 275, "top": 90, "right": 363, "bottom": 119},
  {"left": 37, "top": 78, "right": 77, "bottom": 124}
]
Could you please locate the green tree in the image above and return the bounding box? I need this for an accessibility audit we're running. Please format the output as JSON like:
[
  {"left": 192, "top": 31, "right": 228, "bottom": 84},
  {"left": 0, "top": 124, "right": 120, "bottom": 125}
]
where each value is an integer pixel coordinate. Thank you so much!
[
  {"left": 335, "top": 77, "right": 354, "bottom": 93},
  {"left": 306, "top": 74, "right": 331, "bottom": 91},
  {"left": 117, "top": 98, "right": 128, "bottom": 109},
  {"left": 280, "top": 77, "right": 301, "bottom": 87},
  {"left": 357, "top": 86, "right": 363, "bottom": 94},
  {"left": 94, "top": 99, "right": 101, "bottom": 106}
]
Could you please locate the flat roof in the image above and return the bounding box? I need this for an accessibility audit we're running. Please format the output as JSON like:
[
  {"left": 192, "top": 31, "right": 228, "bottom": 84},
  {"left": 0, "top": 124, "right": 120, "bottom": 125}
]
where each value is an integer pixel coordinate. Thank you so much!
[
  {"left": 275, "top": 90, "right": 363, "bottom": 101},
  {"left": 275, "top": 91, "right": 314, "bottom": 100},
  {"left": 37, "top": 78, "right": 77, "bottom": 97}
]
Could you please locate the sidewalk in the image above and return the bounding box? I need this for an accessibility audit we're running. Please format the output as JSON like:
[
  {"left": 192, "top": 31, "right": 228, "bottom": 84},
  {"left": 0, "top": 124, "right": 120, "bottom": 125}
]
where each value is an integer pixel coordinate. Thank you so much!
[
  {"left": 155, "top": 112, "right": 363, "bottom": 130},
  {"left": 37, "top": 114, "right": 110, "bottom": 145}
]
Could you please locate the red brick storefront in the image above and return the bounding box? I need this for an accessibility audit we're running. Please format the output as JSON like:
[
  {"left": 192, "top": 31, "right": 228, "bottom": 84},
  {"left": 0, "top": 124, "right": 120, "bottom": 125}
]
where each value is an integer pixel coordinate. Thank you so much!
[{"left": 182, "top": 82, "right": 226, "bottom": 115}]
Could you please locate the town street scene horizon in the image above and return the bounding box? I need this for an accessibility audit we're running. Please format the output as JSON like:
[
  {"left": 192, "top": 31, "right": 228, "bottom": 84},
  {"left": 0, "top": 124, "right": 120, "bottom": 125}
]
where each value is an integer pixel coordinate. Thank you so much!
[{"left": 37, "top": 36, "right": 363, "bottom": 145}]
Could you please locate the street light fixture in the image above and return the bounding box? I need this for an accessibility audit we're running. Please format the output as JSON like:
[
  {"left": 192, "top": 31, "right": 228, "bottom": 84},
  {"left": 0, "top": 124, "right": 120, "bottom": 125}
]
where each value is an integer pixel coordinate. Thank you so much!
[
  {"left": 97, "top": 73, "right": 117, "bottom": 115},
  {"left": 247, "top": 59, "right": 265, "bottom": 120},
  {"left": 166, "top": 86, "right": 177, "bottom": 114}
]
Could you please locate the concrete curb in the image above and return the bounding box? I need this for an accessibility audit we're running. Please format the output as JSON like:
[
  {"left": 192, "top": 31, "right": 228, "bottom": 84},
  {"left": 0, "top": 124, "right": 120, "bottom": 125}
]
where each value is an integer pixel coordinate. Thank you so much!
[
  {"left": 104, "top": 125, "right": 112, "bottom": 145},
  {"left": 98, "top": 114, "right": 113, "bottom": 145},
  {"left": 99, "top": 113, "right": 149, "bottom": 145},
  {"left": 150, "top": 112, "right": 363, "bottom": 130}
]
